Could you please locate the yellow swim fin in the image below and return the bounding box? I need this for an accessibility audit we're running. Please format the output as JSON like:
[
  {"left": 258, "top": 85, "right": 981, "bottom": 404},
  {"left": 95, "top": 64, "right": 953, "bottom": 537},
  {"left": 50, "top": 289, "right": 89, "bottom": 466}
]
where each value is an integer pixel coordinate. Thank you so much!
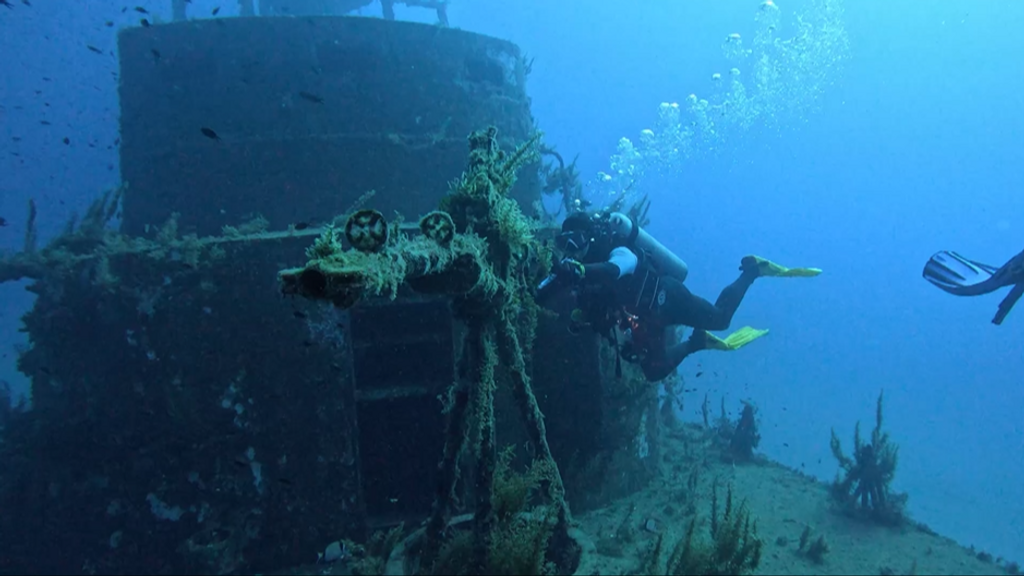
[
  {"left": 703, "top": 326, "right": 770, "bottom": 351},
  {"left": 746, "top": 255, "right": 822, "bottom": 278}
]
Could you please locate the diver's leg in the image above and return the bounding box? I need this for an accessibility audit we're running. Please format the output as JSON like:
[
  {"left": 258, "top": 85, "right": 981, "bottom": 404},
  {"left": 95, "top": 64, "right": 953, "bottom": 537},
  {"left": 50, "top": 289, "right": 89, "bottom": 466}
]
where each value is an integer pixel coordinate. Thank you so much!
[
  {"left": 640, "top": 327, "right": 708, "bottom": 382},
  {"left": 640, "top": 326, "right": 677, "bottom": 382},
  {"left": 656, "top": 269, "right": 757, "bottom": 332}
]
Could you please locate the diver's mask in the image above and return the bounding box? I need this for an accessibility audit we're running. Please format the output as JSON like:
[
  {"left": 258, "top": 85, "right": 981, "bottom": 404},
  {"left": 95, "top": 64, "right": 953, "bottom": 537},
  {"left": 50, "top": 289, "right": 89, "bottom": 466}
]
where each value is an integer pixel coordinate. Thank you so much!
[{"left": 556, "top": 229, "right": 590, "bottom": 259}]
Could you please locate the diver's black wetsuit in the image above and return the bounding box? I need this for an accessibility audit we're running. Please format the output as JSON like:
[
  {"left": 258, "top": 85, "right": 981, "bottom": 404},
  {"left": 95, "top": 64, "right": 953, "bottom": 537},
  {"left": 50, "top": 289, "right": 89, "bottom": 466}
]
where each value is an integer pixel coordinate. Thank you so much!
[
  {"left": 539, "top": 241, "right": 760, "bottom": 382},
  {"left": 578, "top": 250, "right": 757, "bottom": 330}
]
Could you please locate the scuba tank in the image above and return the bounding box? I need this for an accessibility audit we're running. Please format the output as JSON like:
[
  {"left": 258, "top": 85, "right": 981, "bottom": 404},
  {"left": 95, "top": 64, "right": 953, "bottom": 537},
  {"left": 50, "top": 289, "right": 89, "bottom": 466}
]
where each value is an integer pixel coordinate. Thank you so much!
[{"left": 605, "top": 212, "right": 689, "bottom": 282}]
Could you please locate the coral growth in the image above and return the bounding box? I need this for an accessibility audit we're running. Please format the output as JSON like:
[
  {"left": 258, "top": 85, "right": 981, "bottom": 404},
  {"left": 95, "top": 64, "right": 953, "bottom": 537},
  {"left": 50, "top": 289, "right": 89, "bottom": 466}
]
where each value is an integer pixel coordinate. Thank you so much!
[
  {"left": 430, "top": 448, "right": 559, "bottom": 575},
  {"left": 829, "top": 390, "right": 906, "bottom": 525},
  {"left": 716, "top": 400, "right": 760, "bottom": 463},
  {"left": 0, "top": 186, "right": 255, "bottom": 290},
  {"left": 280, "top": 127, "right": 580, "bottom": 574},
  {"left": 283, "top": 218, "right": 495, "bottom": 308},
  {"left": 643, "top": 483, "right": 763, "bottom": 575},
  {"left": 729, "top": 402, "right": 761, "bottom": 461},
  {"left": 341, "top": 524, "right": 406, "bottom": 575},
  {"left": 797, "top": 526, "right": 830, "bottom": 564},
  {"left": 538, "top": 144, "right": 586, "bottom": 217}
]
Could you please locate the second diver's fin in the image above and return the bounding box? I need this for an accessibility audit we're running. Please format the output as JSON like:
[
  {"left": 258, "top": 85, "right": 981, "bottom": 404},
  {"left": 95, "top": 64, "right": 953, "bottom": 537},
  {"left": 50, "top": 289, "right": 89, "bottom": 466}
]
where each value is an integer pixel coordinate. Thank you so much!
[
  {"left": 742, "top": 255, "right": 822, "bottom": 278},
  {"left": 703, "top": 326, "right": 770, "bottom": 352},
  {"left": 994, "top": 283, "right": 1024, "bottom": 325},
  {"left": 922, "top": 250, "right": 1003, "bottom": 297}
]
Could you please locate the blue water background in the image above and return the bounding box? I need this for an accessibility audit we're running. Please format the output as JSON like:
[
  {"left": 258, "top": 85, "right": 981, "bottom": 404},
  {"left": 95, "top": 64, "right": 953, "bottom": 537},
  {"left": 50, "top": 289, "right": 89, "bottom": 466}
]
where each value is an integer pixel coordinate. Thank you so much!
[{"left": 1, "top": 0, "right": 1021, "bottom": 561}]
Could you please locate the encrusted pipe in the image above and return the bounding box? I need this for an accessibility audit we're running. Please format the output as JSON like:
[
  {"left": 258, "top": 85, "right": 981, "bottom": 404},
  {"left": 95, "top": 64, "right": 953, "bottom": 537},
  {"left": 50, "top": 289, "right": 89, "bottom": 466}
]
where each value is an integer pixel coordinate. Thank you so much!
[
  {"left": 470, "top": 328, "right": 499, "bottom": 572},
  {"left": 495, "top": 317, "right": 572, "bottom": 529},
  {"left": 421, "top": 327, "right": 476, "bottom": 569}
]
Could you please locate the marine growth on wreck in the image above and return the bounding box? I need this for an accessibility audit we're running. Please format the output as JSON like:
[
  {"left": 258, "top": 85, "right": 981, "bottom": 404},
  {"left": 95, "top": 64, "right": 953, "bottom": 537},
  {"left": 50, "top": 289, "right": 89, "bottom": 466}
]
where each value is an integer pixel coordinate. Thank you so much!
[{"left": 279, "top": 126, "right": 580, "bottom": 574}]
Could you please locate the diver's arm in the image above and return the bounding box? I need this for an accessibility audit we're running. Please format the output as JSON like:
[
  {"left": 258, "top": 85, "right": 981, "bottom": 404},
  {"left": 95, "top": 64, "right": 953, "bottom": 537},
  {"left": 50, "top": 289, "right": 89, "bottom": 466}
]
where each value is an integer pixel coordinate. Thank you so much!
[
  {"left": 581, "top": 247, "right": 639, "bottom": 284},
  {"left": 537, "top": 247, "right": 639, "bottom": 304}
]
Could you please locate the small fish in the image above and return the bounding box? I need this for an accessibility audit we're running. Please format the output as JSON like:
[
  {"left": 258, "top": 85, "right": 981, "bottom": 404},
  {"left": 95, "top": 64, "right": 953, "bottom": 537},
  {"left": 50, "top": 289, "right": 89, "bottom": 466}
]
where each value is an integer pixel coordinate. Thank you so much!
[
  {"left": 121, "top": 6, "right": 127, "bottom": 12},
  {"left": 150, "top": 48, "right": 161, "bottom": 60},
  {"left": 302, "top": 340, "right": 314, "bottom": 347},
  {"left": 86, "top": 44, "right": 103, "bottom": 54},
  {"left": 140, "top": 18, "right": 150, "bottom": 27},
  {"left": 22, "top": 0, "right": 30, "bottom": 5},
  {"left": 11, "top": 136, "right": 20, "bottom": 142},
  {"left": 293, "top": 221, "right": 311, "bottom": 230},
  {"left": 277, "top": 477, "right": 293, "bottom": 486},
  {"left": 0, "top": 1, "right": 13, "bottom": 9},
  {"left": 783, "top": 443, "right": 790, "bottom": 447},
  {"left": 105, "top": 20, "right": 114, "bottom": 27},
  {"left": 695, "top": 371, "right": 703, "bottom": 378},
  {"left": 0, "top": 217, "right": 7, "bottom": 227},
  {"left": 62, "top": 137, "right": 70, "bottom": 145},
  {"left": 212, "top": 6, "right": 220, "bottom": 15},
  {"left": 298, "top": 91, "right": 324, "bottom": 104},
  {"left": 292, "top": 310, "right": 307, "bottom": 319},
  {"left": 200, "top": 127, "right": 220, "bottom": 140},
  {"left": 134, "top": 6, "right": 148, "bottom": 13}
]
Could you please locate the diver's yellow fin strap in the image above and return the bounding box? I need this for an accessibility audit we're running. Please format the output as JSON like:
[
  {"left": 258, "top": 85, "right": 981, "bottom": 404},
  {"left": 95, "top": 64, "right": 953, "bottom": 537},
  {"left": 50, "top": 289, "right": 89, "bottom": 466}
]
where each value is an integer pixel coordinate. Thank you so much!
[
  {"left": 704, "top": 326, "right": 770, "bottom": 351},
  {"left": 748, "top": 255, "right": 823, "bottom": 278}
]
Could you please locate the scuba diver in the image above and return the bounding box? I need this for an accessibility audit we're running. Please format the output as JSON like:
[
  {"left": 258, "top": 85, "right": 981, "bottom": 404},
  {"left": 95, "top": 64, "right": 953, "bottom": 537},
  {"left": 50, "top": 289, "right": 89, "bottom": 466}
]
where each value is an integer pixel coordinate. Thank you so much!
[
  {"left": 536, "top": 210, "right": 822, "bottom": 382},
  {"left": 922, "top": 248, "right": 1024, "bottom": 325}
]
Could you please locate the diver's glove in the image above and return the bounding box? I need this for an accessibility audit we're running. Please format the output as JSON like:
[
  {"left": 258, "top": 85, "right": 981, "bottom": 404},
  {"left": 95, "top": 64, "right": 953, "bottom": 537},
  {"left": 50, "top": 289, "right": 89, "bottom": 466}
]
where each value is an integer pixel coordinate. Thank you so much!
[
  {"left": 555, "top": 257, "right": 586, "bottom": 286},
  {"left": 741, "top": 255, "right": 822, "bottom": 278},
  {"left": 535, "top": 258, "right": 586, "bottom": 304}
]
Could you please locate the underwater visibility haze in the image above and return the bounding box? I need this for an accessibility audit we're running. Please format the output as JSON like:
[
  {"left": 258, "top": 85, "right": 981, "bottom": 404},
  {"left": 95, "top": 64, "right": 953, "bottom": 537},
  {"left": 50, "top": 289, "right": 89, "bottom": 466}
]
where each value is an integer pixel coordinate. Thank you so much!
[{"left": 1, "top": 0, "right": 1023, "bottom": 574}]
